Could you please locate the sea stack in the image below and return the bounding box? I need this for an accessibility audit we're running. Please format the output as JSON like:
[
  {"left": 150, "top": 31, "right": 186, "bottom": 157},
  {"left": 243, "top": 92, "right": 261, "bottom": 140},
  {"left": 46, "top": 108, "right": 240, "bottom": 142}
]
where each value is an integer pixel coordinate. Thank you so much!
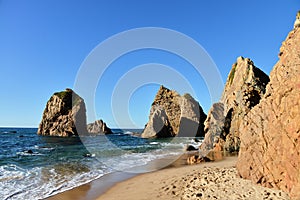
[
  {"left": 237, "top": 13, "right": 300, "bottom": 199},
  {"left": 200, "top": 57, "right": 269, "bottom": 152},
  {"left": 37, "top": 88, "right": 87, "bottom": 137},
  {"left": 87, "top": 119, "right": 112, "bottom": 134},
  {"left": 141, "top": 86, "right": 206, "bottom": 138}
]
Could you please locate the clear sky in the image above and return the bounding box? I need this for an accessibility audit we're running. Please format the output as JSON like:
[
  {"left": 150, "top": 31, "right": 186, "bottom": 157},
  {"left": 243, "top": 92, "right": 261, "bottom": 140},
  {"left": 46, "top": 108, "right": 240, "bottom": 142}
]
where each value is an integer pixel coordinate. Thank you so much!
[{"left": 0, "top": 0, "right": 299, "bottom": 128}]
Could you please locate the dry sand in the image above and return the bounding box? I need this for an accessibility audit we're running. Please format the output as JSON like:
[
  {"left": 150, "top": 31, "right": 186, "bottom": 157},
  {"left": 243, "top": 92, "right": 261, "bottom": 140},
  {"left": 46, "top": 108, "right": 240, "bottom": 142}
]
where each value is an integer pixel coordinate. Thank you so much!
[{"left": 97, "top": 157, "right": 290, "bottom": 200}]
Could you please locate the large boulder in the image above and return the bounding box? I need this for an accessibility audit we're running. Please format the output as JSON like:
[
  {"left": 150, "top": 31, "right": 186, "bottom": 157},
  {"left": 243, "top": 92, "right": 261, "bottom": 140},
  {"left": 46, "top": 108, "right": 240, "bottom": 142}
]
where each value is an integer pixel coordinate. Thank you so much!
[
  {"left": 141, "top": 86, "right": 206, "bottom": 138},
  {"left": 237, "top": 14, "right": 300, "bottom": 199},
  {"left": 87, "top": 119, "right": 112, "bottom": 134},
  {"left": 37, "top": 88, "right": 87, "bottom": 137},
  {"left": 200, "top": 57, "right": 269, "bottom": 153}
]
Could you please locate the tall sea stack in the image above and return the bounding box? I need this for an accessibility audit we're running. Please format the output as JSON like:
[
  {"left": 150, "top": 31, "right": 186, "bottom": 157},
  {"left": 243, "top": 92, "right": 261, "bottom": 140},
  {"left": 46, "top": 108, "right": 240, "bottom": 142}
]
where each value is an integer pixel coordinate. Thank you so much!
[
  {"left": 37, "top": 88, "right": 87, "bottom": 137},
  {"left": 141, "top": 86, "right": 206, "bottom": 138}
]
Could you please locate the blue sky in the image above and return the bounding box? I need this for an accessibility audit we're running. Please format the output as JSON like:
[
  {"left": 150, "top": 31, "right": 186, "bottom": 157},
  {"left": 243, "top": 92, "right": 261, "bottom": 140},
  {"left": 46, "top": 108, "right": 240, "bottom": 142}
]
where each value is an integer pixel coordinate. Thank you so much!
[{"left": 0, "top": 0, "right": 299, "bottom": 128}]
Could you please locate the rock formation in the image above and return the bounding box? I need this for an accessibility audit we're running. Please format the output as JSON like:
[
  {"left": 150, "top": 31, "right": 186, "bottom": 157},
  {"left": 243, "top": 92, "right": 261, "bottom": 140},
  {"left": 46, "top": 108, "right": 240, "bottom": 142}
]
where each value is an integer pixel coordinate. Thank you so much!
[
  {"left": 237, "top": 13, "right": 300, "bottom": 199},
  {"left": 294, "top": 11, "right": 300, "bottom": 29},
  {"left": 177, "top": 93, "right": 206, "bottom": 137},
  {"left": 141, "top": 105, "right": 173, "bottom": 138},
  {"left": 200, "top": 102, "right": 225, "bottom": 151},
  {"left": 38, "top": 88, "right": 87, "bottom": 137},
  {"left": 141, "top": 86, "right": 206, "bottom": 138},
  {"left": 87, "top": 119, "right": 112, "bottom": 134},
  {"left": 200, "top": 57, "right": 269, "bottom": 153}
]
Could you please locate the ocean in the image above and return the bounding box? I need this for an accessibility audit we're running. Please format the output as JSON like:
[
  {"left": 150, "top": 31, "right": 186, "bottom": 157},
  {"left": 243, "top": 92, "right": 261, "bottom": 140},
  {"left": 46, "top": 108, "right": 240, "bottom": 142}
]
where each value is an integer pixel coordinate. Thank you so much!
[{"left": 0, "top": 128, "right": 202, "bottom": 200}]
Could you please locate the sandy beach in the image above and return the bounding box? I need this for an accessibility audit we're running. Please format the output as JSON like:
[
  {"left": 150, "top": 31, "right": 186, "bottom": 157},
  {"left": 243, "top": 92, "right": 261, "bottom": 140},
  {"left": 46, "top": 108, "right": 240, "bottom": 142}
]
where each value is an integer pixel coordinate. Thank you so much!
[
  {"left": 46, "top": 155, "right": 290, "bottom": 200},
  {"left": 97, "top": 156, "right": 290, "bottom": 200}
]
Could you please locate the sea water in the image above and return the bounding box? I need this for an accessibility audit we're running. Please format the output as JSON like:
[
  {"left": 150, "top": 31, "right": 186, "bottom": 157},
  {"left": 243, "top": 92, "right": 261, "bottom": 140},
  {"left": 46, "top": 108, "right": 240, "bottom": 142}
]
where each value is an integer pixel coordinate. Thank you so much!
[{"left": 0, "top": 128, "right": 202, "bottom": 200}]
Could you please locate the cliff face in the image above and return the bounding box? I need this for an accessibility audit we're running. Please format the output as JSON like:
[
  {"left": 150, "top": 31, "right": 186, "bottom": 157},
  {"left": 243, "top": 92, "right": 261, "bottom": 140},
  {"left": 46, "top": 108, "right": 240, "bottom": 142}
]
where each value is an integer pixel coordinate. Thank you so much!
[
  {"left": 38, "top": 88, "right": 87, "bottom": 137},
  {"left": 141, "top": 86, "right": 206, "bottom": 138},
  {"left": 200, "top": 57, "right": 269, "bottom": 152},
  {"left": 237, "top": 16, "right": 300, "bottom": 199}
]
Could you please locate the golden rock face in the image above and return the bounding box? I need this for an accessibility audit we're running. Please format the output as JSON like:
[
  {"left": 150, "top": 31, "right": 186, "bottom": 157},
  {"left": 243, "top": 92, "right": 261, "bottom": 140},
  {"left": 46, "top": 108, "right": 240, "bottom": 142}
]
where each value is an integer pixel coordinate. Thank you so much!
[{"left": 237, "top": 14, "right": 300, "bottom": 199}]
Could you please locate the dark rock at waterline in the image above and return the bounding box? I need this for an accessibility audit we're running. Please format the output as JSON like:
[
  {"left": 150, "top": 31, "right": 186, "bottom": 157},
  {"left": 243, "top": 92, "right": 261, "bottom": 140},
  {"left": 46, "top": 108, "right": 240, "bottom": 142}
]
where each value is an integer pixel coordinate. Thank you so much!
[
  {"left": 194, "top": 138, "right": 201, "bottom": 143},
  {"left": 83, "top": 153, "right": 95, "bottom": 158},
  {"left": 185, "top": 145, "right": 199, "bottom": 151},
  {"left": 26, "top": 150, "right": 33, "bottom": 154}
]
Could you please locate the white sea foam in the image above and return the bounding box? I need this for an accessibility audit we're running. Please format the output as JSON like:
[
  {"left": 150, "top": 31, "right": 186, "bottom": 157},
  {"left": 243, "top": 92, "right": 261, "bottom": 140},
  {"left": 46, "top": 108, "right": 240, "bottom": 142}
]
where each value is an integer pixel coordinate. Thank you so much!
[
  {"left": 16, "top": 152, "right": 44, "bottom": 156},
  {"left": 0, "top": 130, "right": 200, "bottom": 200},
  {"left": 149, "top": 142, "right": 159, "bottom": 145},
  {"left": 0, "top": 164, "right": 106, "bottom": 200}
]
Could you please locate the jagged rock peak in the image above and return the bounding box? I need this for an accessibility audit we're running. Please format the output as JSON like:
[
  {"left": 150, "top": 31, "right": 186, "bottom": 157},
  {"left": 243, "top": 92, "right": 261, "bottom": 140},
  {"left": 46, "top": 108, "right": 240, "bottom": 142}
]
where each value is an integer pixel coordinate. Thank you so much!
[
  {"left": 37, "top": 88, "right": 87, "bottom": 137},
  {"left": 237, "top": 12, "right": 300, "bottom": 199},
  {"left": 221, "top": 56, "right": 270, "bottom": 114},
  {"left": 141, "top": 86, "right": 206, "bottom": 138}
]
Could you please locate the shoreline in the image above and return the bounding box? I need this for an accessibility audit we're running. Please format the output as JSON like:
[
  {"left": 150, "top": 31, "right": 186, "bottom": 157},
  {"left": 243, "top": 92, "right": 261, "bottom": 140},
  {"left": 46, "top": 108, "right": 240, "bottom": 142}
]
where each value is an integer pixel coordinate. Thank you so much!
[
  {"left": 45, "top": 152, "right": 197, "bottom": 200},
  {"left": 97, "top": 156, "right": 238, "bottom": 200},
  {"left": 97, "top": 156, "right": 290, "bottom": 200},
  {"left": 45, "top": 153, "right": 290, "bottom": 200}
]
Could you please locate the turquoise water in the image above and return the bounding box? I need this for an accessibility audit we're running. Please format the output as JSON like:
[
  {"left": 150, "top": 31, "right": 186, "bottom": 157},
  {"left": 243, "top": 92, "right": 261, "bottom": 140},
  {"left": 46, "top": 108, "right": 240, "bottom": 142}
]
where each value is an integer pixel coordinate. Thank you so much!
[{"left": 0, "top": 128, "right": 201, "bottom": 200}]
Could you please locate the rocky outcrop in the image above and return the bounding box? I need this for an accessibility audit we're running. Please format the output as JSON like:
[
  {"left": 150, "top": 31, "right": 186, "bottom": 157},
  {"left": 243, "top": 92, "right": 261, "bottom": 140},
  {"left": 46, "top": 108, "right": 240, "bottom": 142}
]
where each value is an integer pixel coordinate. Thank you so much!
[
  {"left": 200, "top": 103, "right": 225, "bottom": 151},
  {"left": 237, "top": 14, "right": 300, "bottom": 199},
  {"left": 87, "top": 119, "right": 112, "bottom": 134},
  {"left": 141, "top": 86, "right": 206, "bottom": 138},
  {"left": 38, "top": 88, "right": 87, "bottom": 137},
  {"left": 200, "top": 57, "right": 269, "bottom": 153},
  {"left": 177, "top": 93, "right": 206, "bottom": 137},
  {"left": 141, "top": 105, "right": 173, "bottom": 138},
  {"left": 221, "top": 57, "right": 270, "bottom": 152}
]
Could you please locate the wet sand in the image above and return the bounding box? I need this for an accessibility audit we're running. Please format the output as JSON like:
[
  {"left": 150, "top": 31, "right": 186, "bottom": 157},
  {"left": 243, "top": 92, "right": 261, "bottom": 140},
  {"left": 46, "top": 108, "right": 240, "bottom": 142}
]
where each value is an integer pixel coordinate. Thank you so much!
[{"left": 45, "top": 153, "right": 192, "bottom": 200}]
